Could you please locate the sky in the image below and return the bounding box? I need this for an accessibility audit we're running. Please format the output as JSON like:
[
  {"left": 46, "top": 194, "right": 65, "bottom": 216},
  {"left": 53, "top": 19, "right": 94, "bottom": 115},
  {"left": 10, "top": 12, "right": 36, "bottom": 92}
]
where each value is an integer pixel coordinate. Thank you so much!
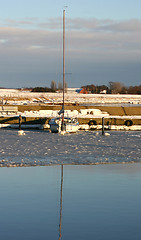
[{"left": 0, "top": 0, "right": 141, "bottom": 88}]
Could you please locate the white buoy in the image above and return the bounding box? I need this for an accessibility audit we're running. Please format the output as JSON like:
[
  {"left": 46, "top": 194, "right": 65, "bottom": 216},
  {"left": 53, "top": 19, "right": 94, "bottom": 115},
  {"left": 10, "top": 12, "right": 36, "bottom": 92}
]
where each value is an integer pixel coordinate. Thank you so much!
[
  {"left": 18, "top": 130, "right": 25, "bottom": 136},
  {"left": 60, "top": 130, "right": 66, "bottom": 135},
  {"left": 105, "top": 132, "right": 110, "bottom": 136}
]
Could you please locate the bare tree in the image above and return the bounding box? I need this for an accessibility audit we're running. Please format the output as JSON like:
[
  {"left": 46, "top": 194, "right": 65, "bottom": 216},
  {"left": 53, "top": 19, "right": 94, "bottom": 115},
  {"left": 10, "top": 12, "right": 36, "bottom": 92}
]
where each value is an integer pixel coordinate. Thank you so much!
[
  {"left": 58, "top": 82, "right": 63, "bottom": 90},
  {"left": 109, "top": 82, "right": 124, "bottom": 94},
  {"left": 51, "top": 80, "right": 57, "bottom": 92},
  {"left": 58, "top": 81, "right": 68, "bottom": 92}
]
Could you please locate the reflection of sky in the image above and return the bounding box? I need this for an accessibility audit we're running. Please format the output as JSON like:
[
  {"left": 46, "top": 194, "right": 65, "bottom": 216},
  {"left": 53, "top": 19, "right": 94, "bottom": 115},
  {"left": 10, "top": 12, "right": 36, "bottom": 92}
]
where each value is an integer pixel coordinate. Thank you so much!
[
  {"left": 0, "top": 167, "right": 61, "bottom": 239},
  {"left": 63, "top": 165, "right": 141, "bottom": 239},
  {"left": 0, "top": 165, "right": 141, "bottom": 240}
]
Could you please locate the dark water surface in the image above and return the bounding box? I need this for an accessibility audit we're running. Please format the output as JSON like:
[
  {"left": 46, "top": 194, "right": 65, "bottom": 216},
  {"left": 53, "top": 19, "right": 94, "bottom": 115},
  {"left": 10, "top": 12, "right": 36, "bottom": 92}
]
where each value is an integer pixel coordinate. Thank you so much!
[{"left": 0, "top": 165, "right": 141, "bottom": 240}]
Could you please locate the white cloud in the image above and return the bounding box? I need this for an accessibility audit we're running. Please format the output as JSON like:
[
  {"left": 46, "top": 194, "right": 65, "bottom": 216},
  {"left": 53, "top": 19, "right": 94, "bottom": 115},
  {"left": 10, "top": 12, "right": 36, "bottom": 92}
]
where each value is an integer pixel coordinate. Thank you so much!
[
  {"left": 0, "top": 17, "right": 141, "bottom": 57},
  {"left": 0, "top": 27, "right": 61, "bottom": 51},
  {"left": 1, "top": 17, "right": 141, "bottom": 32}
]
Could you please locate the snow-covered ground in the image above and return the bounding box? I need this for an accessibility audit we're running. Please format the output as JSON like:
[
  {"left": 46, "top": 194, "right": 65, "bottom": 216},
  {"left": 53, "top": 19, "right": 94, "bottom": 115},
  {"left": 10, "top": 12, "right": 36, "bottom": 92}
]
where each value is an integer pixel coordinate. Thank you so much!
[
  {"left": 0, "top": 89, "right": 141, "bottom": 105},
  {"left": 22, "top": 108, "right": 109, "bottom": 118}
]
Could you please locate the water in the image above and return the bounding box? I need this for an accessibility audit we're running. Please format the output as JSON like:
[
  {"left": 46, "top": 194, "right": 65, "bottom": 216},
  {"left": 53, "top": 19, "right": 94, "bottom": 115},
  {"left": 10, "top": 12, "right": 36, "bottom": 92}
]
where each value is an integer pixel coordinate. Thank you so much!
[
  {"left": 0, "top": 129, "right": 141, "bottom": 239},
  {"left": 0, "top": 165, "right": 141, "bottom": 240},
  {"left": 0, "top": 129, "right": 141, "bottom": 166}
]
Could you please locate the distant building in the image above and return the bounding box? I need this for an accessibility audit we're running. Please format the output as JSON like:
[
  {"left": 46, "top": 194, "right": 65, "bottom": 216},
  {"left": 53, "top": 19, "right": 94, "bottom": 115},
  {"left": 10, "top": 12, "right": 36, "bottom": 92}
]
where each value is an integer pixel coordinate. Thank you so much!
[
  {"left": 76, "top": 88, "right": 88, "bottom": 94},
  {"left": 100, "top": 90, "right": 107, "bottom": 94},
  {"left": 67, "top": 88, "right": 78, "bottom": 93}
]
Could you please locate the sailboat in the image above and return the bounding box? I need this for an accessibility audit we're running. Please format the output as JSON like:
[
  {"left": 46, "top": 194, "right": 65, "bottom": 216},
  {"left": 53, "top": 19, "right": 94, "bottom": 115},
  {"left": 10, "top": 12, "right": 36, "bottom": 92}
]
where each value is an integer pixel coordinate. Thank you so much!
[{"left": 49, "top": 10, "right": 79, "bottom": 134}]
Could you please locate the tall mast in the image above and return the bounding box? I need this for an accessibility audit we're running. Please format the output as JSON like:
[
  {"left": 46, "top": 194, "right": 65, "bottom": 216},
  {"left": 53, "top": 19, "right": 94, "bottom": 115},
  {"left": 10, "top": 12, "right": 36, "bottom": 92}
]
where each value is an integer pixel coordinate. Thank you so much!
[{"left": 62, "top": 9, "right": 65, "bottom": 117}]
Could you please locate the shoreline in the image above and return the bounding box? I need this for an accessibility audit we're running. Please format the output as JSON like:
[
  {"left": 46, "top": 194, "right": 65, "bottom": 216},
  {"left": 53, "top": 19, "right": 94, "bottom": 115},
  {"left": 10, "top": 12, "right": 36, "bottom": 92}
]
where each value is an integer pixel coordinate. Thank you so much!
[{"left": 1, "top": 161, "right": 141, "bottom": 168}]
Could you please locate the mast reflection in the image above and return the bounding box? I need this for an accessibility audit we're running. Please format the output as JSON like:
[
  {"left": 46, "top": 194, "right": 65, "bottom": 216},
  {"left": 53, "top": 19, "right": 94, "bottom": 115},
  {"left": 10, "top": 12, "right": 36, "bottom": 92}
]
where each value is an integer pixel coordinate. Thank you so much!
[{"left": 59, "top": 165, "right": 63, "bottom": 240}]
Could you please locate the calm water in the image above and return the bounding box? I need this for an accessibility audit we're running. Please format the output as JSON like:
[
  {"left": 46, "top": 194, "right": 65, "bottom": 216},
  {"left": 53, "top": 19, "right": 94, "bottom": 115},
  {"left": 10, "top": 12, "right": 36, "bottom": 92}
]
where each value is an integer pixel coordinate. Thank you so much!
[
  {"left": 0, "top": 129, "right": 140, "bottom": 166},
  {"left": 0, "top": 165, "right": 141, "bottom": 240}
]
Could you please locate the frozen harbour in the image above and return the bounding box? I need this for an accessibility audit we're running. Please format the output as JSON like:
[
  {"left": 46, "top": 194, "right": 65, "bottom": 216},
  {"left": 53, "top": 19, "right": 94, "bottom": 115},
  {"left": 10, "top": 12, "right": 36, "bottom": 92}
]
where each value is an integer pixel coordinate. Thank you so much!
[{"left": 0, "top": 129, "right": 141, "bottom": 166}]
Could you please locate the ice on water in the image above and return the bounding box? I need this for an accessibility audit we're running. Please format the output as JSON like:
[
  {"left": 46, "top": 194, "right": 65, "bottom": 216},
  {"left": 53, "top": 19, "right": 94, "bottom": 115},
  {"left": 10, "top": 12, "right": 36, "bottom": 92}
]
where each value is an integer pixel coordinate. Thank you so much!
[{"left": 0, "top": 129, "right": 141, "bottom": 166}]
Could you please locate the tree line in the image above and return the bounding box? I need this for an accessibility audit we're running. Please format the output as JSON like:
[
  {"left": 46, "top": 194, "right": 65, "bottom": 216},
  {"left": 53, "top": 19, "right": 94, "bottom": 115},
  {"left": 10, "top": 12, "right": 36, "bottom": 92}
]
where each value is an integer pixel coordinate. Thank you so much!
[
  {"left": 31, "top": 80, "right": 141, "bottom": 94},
  {"left": 81, "top": 82, "right": 141, "bottom": 94},
  {"left": 31, "top": 80, "right": 68, "bottom": 93}
]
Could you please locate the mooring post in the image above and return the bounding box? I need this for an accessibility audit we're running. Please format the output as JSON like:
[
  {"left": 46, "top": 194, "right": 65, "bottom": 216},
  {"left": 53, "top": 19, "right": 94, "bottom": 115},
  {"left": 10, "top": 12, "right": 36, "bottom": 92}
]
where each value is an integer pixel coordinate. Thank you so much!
[
  {"left": 19, "top": 115, "right": 22, "bottom": 130},
  {"left": 102, "top": 117, "right": 105, "bottom": 136}
]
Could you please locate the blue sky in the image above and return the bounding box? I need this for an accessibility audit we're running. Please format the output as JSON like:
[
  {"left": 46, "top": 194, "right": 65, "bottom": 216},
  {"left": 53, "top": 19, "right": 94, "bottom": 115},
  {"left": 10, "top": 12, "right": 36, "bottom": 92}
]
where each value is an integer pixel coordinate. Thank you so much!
[
  {"left": 0, "top": 0, "right": 141, "bottom": 88},
  {"left": 2, "top": 0, "right": 141, "bottom": 20}
]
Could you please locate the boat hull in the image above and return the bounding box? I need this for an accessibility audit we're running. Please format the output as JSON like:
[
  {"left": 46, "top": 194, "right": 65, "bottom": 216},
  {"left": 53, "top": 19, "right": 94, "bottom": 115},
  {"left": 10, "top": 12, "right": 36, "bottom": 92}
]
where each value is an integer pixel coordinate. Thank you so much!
[
  {"left": 49, "top": 118, "right": 79, "bottom": 133},
  {"left": 50, "top": 123, "right": 79, "bottom": 133},
  {"left": 50, "top": 124, "right": 59, "bottom": 133}
]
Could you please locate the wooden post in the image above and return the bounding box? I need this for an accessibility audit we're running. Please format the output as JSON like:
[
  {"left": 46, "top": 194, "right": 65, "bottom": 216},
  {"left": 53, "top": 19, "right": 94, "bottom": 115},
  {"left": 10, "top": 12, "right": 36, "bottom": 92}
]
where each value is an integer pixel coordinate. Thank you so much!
[
  {"left": 19, "top": 115, "right": 22, "bottom": 130},
  {"left": 102, "top": 117, "right": 105, "bottom": 135}
]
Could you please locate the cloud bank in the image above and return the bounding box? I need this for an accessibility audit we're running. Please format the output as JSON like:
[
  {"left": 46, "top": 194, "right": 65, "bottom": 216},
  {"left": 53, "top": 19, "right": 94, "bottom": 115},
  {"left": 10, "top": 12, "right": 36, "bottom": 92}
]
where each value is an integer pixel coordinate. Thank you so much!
[{"left": 0, "top": 17, "right": 141, "bottom": 87}]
